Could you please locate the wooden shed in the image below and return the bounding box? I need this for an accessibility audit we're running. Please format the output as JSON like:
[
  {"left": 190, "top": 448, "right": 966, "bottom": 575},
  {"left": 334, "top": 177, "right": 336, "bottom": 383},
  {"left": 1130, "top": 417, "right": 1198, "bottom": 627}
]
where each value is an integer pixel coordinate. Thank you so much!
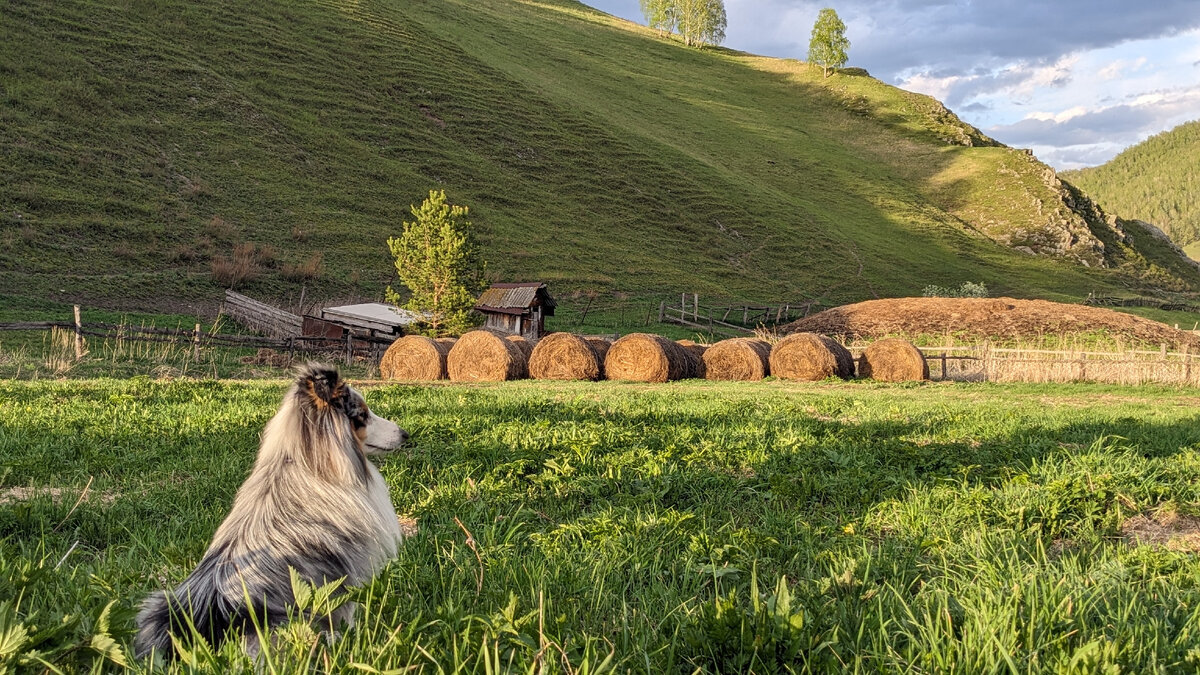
[{"left": 474, "top": 282, "right": 556, "bottom": 340}]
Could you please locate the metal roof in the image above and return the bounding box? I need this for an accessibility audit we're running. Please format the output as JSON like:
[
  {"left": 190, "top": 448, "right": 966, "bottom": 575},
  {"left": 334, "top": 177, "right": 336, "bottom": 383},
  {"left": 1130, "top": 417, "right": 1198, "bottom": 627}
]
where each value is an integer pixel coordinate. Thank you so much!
[
  {"left": 320, "top": 303, "right": 425, "bottom": 331},
  {"left": 474, "top": 282, "right": 556, "bottom": 315}
]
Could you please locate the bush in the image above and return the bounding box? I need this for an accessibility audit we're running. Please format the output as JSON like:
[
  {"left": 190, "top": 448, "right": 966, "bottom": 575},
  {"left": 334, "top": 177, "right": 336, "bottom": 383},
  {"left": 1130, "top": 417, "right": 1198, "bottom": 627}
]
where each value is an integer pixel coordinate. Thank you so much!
[
  {"left": 281, "top": 251, "right": 323, "bottom": 282},
  {"left": 210, "top": 242, "right": 262, "bottom": 288},
  {"left": 922, "top": 281, "right": 988, "bottom": 298}
]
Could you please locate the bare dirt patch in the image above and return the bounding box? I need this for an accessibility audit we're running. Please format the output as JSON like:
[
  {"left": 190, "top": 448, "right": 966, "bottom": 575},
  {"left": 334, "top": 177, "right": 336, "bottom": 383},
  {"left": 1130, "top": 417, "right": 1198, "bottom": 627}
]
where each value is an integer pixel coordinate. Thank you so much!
[
  {"left": 0, "top": 486, "right": 120, "bottom": 506},
  {"left": 1121, "top": 512, "right": 1200, "bottom": 553},
  {"left": 785, "top": 297, "right": 1200, "bottom": 348}
]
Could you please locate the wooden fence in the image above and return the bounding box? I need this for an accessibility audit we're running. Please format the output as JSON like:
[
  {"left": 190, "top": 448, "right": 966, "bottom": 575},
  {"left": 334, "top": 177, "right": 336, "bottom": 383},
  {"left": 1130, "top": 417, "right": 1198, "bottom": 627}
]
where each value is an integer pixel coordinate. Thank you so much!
[
  {"left": 222, "top": 289, "right": 303, "bottom": 338},
  {"left": 0, "top": 306, "right": 394, "bottom": 366},
  {"left": 854, "top": 343, "right": 1200, "bottom": 386},
  {"left": 658, "top": 293, "right": 819, "bottom": 337}
]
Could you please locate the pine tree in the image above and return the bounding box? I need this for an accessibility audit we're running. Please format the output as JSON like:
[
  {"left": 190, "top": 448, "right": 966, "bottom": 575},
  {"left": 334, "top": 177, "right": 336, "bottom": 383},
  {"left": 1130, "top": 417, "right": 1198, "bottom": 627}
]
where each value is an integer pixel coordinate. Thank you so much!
[
  {"left": 385, "top": 190, "right": 487, "bottom": 336},
  {"left": 808, "top": 8, "right": 850, "bottom": 78}
]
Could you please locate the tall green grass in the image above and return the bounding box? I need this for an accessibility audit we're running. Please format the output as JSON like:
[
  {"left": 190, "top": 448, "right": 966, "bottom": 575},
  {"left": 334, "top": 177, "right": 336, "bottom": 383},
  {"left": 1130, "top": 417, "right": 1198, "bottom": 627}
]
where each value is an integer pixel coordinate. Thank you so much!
[{"left": 3, "top": 378, "right": 1200, "bottom": 671}]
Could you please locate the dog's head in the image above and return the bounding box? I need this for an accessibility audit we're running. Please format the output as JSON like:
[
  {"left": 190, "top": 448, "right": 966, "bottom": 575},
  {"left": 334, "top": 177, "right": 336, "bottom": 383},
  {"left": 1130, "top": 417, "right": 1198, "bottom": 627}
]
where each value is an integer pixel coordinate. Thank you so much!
[{"left": 296, "top": 363, "right": 409, "bottom": 454}]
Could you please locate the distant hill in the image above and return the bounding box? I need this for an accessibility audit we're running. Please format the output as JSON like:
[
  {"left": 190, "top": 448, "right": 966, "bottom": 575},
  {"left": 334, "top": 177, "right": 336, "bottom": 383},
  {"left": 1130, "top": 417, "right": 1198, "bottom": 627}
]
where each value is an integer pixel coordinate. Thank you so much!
[
  {"left": 1, "top": 0, "right": 1197, "bottom": 314},
  {"left": 1064, "top": 121, "right": 1200, "bottom": 254}
]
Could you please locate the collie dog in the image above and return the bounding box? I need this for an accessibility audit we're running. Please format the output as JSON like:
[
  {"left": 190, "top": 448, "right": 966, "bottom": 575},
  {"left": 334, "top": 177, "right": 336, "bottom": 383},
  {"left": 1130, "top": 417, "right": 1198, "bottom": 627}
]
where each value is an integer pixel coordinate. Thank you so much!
[{"left": 134, "top": 364, "right": 408, "bottom": 659}]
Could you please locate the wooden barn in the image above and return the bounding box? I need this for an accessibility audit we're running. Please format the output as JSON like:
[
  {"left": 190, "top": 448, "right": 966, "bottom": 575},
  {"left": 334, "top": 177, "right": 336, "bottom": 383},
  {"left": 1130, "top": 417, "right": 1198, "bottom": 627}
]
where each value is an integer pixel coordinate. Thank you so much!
[{"left": 474, "top": 282, "right": 556, "bottom": 339}]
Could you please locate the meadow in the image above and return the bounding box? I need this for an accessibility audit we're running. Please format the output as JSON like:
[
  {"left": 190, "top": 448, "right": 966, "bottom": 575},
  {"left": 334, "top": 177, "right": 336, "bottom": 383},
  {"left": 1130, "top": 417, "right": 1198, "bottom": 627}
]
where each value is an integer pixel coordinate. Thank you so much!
[{"left": 4, "top": 376, "right": 1200, "bottom": 673}]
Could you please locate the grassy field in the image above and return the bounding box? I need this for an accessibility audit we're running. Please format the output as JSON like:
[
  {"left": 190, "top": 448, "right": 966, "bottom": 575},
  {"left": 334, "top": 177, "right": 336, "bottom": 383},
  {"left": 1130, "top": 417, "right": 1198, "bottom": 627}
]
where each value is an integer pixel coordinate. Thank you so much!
[
  {"left": 4, "top": 377, "right": 1200, "bottom": 672},
  {"left": 3, "top": 0, "right": 1199, "bottom": 316}
]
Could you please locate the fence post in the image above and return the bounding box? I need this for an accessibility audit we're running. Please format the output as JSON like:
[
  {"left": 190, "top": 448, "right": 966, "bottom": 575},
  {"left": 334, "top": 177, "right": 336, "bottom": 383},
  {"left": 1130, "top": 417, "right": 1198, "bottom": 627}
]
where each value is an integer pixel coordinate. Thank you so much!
[
  {"left": 345, "top": 332, "right": 353, "bottom": 365},
  {"left": 73, "top": 305, "right": 83, "bottom": 360},
  {"left": 658, "top": 301, "right": 665, "bottom": 323},
  {"left": 743, "top": 307, "right": 749, "bottom": 325},
  {"left": 941, "top": 351, "right": 948, "bottom": 381},
  {"left": 193, "top": 323, "right": 201, "bottom": 360},
  {"left": 693, "top": 293, "right": 698, "bottom": 321},
  {"left": 1161, "top": 343, "right": 1168, "bottom": 360}
]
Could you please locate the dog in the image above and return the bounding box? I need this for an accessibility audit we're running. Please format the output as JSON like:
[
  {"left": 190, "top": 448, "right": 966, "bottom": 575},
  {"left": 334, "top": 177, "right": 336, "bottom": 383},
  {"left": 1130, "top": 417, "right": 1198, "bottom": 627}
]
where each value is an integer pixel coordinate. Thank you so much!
[{"left": 134, "top": 363, "right": 408, "bottom": 659}]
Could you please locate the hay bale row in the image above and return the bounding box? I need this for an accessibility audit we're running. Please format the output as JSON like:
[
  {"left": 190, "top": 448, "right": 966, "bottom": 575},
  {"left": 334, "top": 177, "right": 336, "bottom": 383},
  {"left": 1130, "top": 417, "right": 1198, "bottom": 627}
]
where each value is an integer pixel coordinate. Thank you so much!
[
  {"left": 382, "top": 330, "right": 927, "bottom": 384},
  {"left": 447, "top": 330, "right": 528, "bottom": 382},
  {"left": 529, "top": 332, "right": 604, "bottom": 381},
  {"left": 703, "top": 338, "right": 771, "bottom": 381}
]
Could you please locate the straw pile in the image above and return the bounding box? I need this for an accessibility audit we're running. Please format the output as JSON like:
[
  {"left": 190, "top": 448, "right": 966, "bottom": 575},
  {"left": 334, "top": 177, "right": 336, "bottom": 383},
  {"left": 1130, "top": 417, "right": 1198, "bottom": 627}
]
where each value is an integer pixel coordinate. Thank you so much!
[
  {"left": 447, "top": 330, "right": 528, "bottom": 382},
  {"left": 677, "top": 340, "right": 708, "bottom": 379},
  {"left": 505, "top": 335, "right": 534, "bottom": 361},
  {"left": 769, "top": 332, "right": 854, "bottom": 380},
  {"left": 859, "top": 338, "right": 928, "bottom": 382},
  {"left": 605, "top": 333, "right": 690, "bottom": 382},
  {"left": 379, "top": 335, "right": 452, "bottom": 381},
  {"left": 528, "top": 332, "right": 604, "bottom": 381},
  {"left": 702, "top": 338, "right": 772, "bottom": 381}
]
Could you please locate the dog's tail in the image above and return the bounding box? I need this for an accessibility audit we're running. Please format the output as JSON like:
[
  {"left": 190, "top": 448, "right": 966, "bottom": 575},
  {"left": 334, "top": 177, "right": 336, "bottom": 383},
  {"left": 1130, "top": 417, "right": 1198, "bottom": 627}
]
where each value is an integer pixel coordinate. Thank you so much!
[
  {"left": 133, "top": 590, "right": 176, "bottom": 659},
  {"left": 134, "top": 581, "right": 235, "bottom": 660}
]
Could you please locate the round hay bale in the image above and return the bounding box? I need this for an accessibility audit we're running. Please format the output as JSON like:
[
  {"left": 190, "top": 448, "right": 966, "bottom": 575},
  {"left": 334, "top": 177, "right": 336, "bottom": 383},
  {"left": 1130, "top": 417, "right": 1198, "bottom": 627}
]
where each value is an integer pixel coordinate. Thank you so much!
[
  {"left": 380, "top": 335, "right": 452, "bottom": 381},
  {"left": 447, "top": 330, "right": 527, "bottom": 382},
  {"left": 585, "top": 337, "right": 612, "bottom": 378},
  {"left": 676, "top": 340, "right": 708, "bottom": 379},
  {"left": 859, "top": 338, "right": 928, "bottom": 382},
  {"left": 702, "top": 338, "right": 771, "bottom": 381},
  {"left": 769, "top": 332, "right": 854, "bottom": 381},
  {"left": 528, "top": 332, "right": 603, "bottom": 380},
  {"left": 605, "top": 333, "right": 689, "bottom": 382},
  {"left": 505, "top": 335, "right": 534, "bottom": 361}
]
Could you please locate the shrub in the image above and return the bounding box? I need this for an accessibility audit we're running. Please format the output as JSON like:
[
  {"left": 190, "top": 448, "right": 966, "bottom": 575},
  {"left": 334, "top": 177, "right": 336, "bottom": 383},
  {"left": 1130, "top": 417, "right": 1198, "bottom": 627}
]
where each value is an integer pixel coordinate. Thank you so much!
[
  {"left": 281, "top": 251, "right": 323, "bottom": 282},
  {"left": 210, "top": 242, "right": 262, "bottom": 288},
  {"left": 922, "top": 281, "right": 989, "bottom": 298}
]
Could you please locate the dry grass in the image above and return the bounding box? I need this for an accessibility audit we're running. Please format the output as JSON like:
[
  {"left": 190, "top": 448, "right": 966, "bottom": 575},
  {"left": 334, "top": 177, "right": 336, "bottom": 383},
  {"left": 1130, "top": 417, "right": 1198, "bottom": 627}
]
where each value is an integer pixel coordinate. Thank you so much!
[
  {"left": 42, "top": 327, "right": 81, "bottom": 376},
  {"left": 210, "top": 242, "right": 263, "bottom": 288},
  {"left": 281, "top": 251, "right": 323, "bottom": 281}
]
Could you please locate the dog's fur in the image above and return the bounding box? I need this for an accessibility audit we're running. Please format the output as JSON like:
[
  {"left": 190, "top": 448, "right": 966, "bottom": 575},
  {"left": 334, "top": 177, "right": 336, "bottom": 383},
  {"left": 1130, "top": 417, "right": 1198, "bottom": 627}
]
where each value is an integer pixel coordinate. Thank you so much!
[{"left": 134, "top": 364, "right": 408, "bottom": 659}]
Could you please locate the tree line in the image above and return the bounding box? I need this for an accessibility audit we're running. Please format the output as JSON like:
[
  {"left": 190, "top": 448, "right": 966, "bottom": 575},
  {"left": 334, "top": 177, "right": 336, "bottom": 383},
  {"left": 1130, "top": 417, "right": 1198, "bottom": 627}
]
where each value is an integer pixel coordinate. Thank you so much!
[{"left": 639, "top": 0, "right": 727, "bottom": 47}]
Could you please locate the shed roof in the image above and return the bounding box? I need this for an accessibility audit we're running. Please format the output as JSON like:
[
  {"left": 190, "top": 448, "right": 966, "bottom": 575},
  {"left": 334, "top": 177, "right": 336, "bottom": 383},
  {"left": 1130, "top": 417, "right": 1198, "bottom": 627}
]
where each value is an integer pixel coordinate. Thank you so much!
[
  {"left": 320, "top": 303, "right": 425, "bottom": 332},
  {"left": 475, "top": 282, "right": 556, "bottom": 316}
]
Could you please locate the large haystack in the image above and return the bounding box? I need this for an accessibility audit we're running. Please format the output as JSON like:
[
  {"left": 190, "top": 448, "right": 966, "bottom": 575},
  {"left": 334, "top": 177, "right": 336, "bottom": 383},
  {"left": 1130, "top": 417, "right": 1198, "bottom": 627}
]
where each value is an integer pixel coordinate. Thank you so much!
[
  {"left": 528, "top": 332, "right": 603, "bottom": 381},
  {"left": 783, "top": 297, "right": 1200, "bottom": 349},
  {"left": 380, "top": 335, "right": 452, "bottom": 381},
  {"left": 447, "top": 330, "right": 527, "bottom": 382},
  {"left": 677, "top": 340, "right": 708, "bottom": 379},
  {"left": 769, "top": 332, "right": 854, "bottom": 381},
  {"left": 505, "top": 335, "right": 534, "bottom": 361},
  {"left": 859, "top": 338, "right": 928, "bottom": 382},
  {"left": 703, "top": 338, "right": 771, "bottom": 381},
  {"left": 605, "top": 333, "right": 689, "bottom": 382}
]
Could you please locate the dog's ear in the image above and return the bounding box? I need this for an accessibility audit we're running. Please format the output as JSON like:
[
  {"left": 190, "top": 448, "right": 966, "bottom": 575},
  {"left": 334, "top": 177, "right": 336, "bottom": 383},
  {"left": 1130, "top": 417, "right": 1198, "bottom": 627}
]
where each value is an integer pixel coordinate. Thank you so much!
[{"left": 297, "top": 363, "right": 345, "bottom": 410}]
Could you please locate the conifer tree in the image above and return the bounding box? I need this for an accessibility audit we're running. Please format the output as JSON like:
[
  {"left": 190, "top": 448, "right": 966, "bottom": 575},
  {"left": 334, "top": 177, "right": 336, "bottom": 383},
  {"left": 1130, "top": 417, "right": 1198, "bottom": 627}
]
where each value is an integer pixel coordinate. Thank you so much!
[{"left": 385, "top": 190, "right": 487, "bottom": 336}]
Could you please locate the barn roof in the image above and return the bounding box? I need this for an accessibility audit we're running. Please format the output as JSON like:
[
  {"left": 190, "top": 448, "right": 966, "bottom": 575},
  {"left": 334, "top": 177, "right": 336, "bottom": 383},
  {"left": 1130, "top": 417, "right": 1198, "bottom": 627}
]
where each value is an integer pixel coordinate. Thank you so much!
[{"left": 475, "top": 282, "right": 556, "bottom": 316}]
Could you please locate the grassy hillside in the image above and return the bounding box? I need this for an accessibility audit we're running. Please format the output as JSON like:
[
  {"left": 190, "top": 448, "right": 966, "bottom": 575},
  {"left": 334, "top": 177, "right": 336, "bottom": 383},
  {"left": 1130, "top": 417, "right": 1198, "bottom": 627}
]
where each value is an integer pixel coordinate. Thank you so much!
[
  {"left": 1, "top": 0, "right": 1197, "bottom": 317},
  {"left": 1064, "top": 120, "right": 1200, "bottom": 252},
  {"left": 6, "top": 378, "right": 1200, "bottom": 671}
]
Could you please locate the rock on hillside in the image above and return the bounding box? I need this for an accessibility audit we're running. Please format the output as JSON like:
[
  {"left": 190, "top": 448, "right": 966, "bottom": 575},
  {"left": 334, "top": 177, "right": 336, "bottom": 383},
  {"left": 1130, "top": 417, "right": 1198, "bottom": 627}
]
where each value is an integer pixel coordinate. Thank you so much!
[{"left": 784, "top": 297, "right": 1200, "bottom": 348}]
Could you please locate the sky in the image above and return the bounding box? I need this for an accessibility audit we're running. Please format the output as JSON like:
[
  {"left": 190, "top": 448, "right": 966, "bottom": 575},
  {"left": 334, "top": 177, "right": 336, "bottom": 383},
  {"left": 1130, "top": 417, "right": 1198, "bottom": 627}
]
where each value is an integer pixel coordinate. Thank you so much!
[{"left": 584, "top": 0, "right": 1200, "bottom": 169}]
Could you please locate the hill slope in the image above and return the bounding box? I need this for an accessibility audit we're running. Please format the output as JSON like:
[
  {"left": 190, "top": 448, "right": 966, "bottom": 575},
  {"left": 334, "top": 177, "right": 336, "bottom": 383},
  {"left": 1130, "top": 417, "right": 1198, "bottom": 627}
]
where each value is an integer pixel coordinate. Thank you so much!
[
  {"left": 1063, "top": 120, "right": 1200, "bottom": 254},
  {"left": 1, "top": 0, "right": 1197, "bottom": 313}
]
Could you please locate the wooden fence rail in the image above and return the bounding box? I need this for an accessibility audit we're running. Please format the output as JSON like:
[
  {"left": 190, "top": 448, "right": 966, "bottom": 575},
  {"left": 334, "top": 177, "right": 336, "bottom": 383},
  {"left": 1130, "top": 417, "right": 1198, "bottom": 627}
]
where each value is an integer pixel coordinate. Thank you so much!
[{"left": 0, "top": 306, "right": 395, "bottom": 366}]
